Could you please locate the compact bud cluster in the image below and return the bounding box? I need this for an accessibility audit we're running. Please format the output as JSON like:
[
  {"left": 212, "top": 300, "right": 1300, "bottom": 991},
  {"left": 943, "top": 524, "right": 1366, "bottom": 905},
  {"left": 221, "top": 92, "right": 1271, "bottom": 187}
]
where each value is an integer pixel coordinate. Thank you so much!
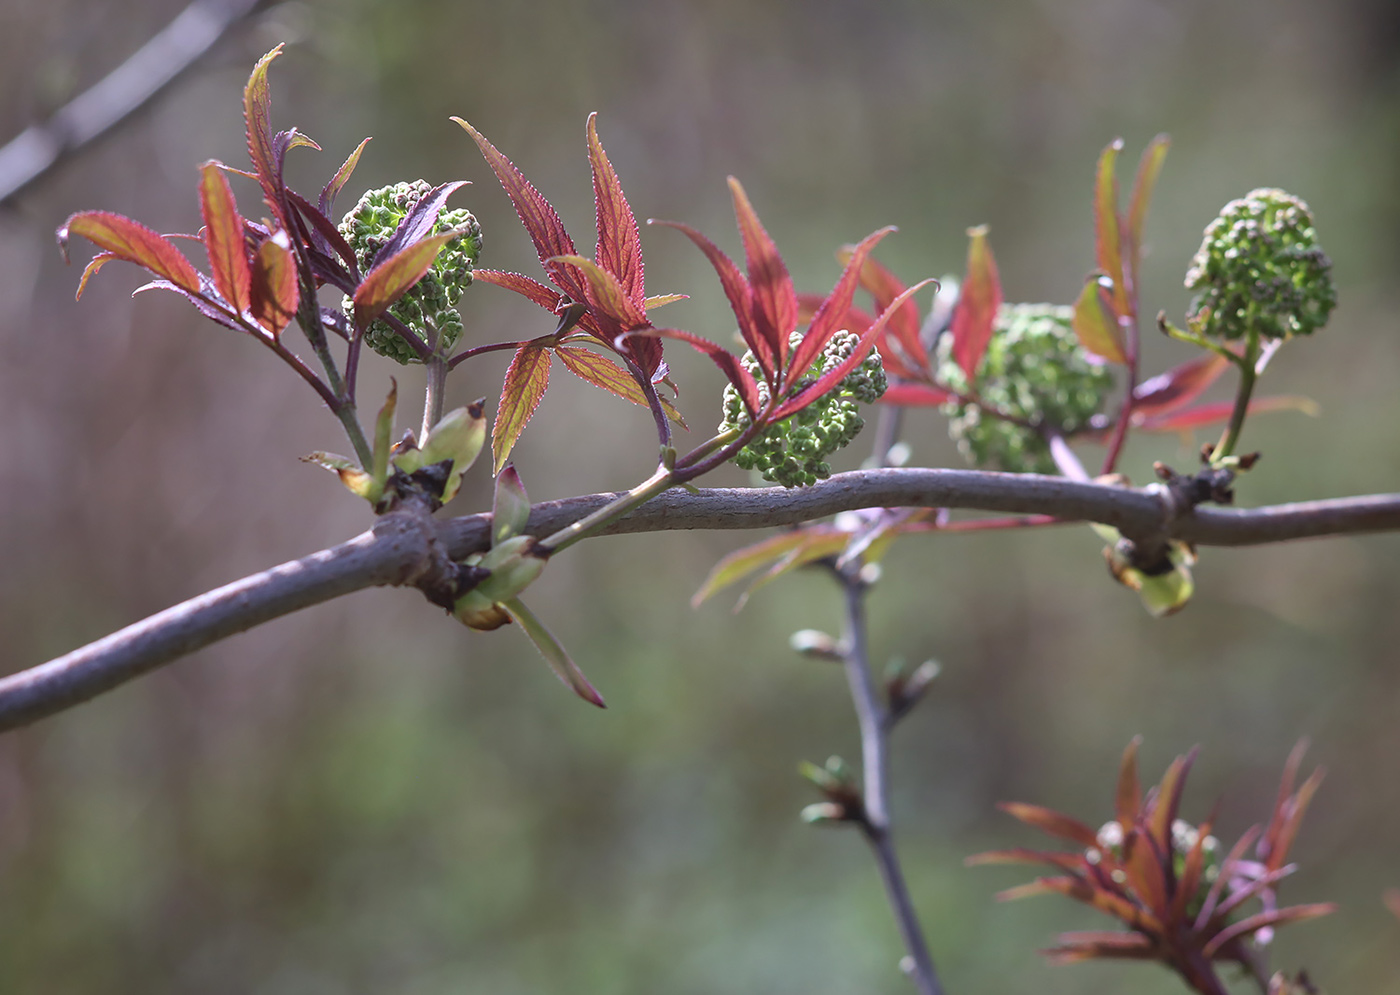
[
  {"left": 720, "top": 330, "right": 888, "bottom": 488},
  {"left": 1184, "top": 187, "right": 1335, "bottom": 341},
  {"left": 340, "top": 180, "right": 483, "bottom": 363},
  {"left": 939, "top": 303, "right": 1112, "bottom": 474}
]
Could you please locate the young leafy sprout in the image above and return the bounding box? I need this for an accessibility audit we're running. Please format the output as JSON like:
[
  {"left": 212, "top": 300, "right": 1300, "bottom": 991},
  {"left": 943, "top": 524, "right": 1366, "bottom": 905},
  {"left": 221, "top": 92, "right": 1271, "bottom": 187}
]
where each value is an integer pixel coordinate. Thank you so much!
[
  {"left": 340, "top": 181, "right": 483, "bottom": 363},
  {"left": 939, "top": 303, "right": 1113, "bottom": 474},
  {"left": 721, "top": 329, "right": 889, "bottom": 487},
  {"left": 1184, "top": 188, "right": 1335, "bottom": 342}
]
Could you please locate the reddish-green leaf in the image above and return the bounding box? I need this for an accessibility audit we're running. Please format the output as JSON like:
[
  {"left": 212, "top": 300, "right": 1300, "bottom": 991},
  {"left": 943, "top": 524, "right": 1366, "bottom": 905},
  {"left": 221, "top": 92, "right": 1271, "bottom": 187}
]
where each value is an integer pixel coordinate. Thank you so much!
[
  {"left": 550, "top": 254, "right": 648, "bottom": 328},
  {"left": 474, "top": 269, "right": 567, "bottom": 312},
  {"left": 881, "top": 382, "right": 952, "bottom": 406},
  {"left": 964, "top": 848, "right": 1092, "bottom": 875},
  {"left": 351, "top": 231, "right": 457, "bottom": 330},
  {"left": 1116, "top": 736, "right": 1143, "bottom": 828},
  {"left": 198, "top": 161, "right": 252, "bottom": 315},
  {"left": 1135, "top": 396, "right": 1318, "bottom": 433},
  {"left": 771, "top": 279, "right": 934, "bottom": 421},
  {"left": 1132, "top": 352, "right": 1229, "bottom": 418},
  {"left": 1201, "top": 903, "right": 1336, "bottom": 958},
  {"left": 642, "top": 293, "right": 686, "bottom": 310},
  {"left": 492, "top": 342, "right": 553, "bottom": 472},
  {"left": 1094, "top": 138, "right": 1129, "bottom": 317},
  {"left": 840, "top": 246, "right": 924, "bottom": 369},
  {"left": 73, "top": 251, "right": 118, "bottom": 300},
  {"left": 243, "top": 45, "right": 285, "bottom": 220},
  {"left": 731, "top": 531, "right": 852, "bottom": 611},
  {"left": 556, "top": 345, "right": 685, "bottom": 425},
  {"left": 1147, "top": 750, "right": 1197, "bottom": 852},
  {"left": 1264, "top": 765, "right": 1325, "bottom": 872},
  {"left": 950, "top": 226, "right": 1001, "bottom": 382},
  {"left": 642, "top": 326, "right": 762, "bottom": 418},
  {"left": 998, "top": 802, "right": 1099, "bottom": 848},
  {"left": 652, "top": 218, "right": 773, "bottom": 380},
  {"left": 692, "top": 528, "right": 843, "bottom": 607},
  {"left": 371, "top": 180, "right": 469, "bottom": 270},
  {"left": 790, "top": 226, "right": 896, "bottom": 391},
  {"left": 1043, "top": 932, "right": 1154, "bottom": 963},
  {"left": 502, "top": 598, "right": 606, "bottom": 708},
  {"left": 1125, "top": 134, "right": 1169, "bottom": 285},
  {"left": 493, "top": 464, "right": 531, "bottom": 544},
  {"left": 454, "top": 117, "right": 584, "bottom": 301},
  {"left": 728, "top": 176, "right": 797, "bottom": 370},
  {"left": 249, "top": 231, "right": 299, "bottom": 335},
  {"left": 1072, "top": 273, "right": 1127, "bottom": 364},
  {"left": 59, "top": 211, "right": 202, "bottom": 296},
  {"left": 587, "top": 112, "right": 644, "bottom": 303},
  {"left": 320, "top": 137, "right": 371, "bottom": 215}
]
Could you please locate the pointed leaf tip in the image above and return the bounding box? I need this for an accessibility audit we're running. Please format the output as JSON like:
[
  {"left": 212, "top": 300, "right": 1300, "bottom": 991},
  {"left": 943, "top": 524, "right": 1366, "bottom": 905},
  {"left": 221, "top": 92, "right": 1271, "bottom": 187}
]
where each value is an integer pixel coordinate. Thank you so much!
[
  {"left": 587, "top": 112, "right": 645, "bottom": 304},
  {"left": 950, "top": 225, "right": 1001, "bottom": 382}
]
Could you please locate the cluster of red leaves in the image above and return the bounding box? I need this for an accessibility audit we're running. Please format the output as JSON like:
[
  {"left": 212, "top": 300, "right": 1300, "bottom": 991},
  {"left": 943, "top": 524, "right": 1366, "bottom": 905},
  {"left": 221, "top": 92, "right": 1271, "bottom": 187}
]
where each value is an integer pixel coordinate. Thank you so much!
[
  {"left": 967, "top": 739, "right": 1333, "bottom": 995},
  {"left": 58, "top": 45, "right": 464, "bottom": 376}
]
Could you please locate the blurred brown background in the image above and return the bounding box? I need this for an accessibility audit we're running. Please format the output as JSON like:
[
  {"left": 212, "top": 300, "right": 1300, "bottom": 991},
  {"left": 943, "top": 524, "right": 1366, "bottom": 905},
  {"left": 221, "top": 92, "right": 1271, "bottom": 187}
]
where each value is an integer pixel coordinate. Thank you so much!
[{"left": 2, "top": 1, "right": 1399, "bottom": 992}]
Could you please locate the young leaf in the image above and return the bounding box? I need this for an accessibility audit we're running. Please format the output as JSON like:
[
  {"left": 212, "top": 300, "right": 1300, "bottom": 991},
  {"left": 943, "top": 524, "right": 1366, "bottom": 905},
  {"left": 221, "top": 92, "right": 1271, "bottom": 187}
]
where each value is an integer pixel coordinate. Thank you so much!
[
  {"left": 950, "top": 226, "right": 1001, "bottom": 382},
  {"left": 351, "top": 231, "right": 459, "bottom": 330},
  {"left": 417, "top": 400, "right": 488, "bottom": 502},
  {"left": 1072, "top": 274, "right": 1127, "bottom": 364},
  {"left": 840, "top": 246, "right": 926, "bottom": 370},
  {"left": 789, "top": 225, "right": 896, "bottom": 391},
  {"left": 692, "top": 529, "right": 843, "bottom": 606},
  {"left": 198, "top": 161, "right": 252, "bottom": 314},
  {"left": 881, "top": 382, "right": 952, "bottom": 406},
  {"left": 1094, "top": 138, "right": 1129, "bottom": 317},
  {"left": 728, "top": 176, "right": 798, "bottom": 370},
  {"left": 370, "top": 180, "right": 469, "bottom": 270},
  {"left": 549, "top": 254, "right": 648, "bottom": 328},
  {"left": 243, "top": 45, "right": 285, "bottom": 221},
  {"left": 493, "top": 342, "right": 553, "bottom": 472},
  {"left": 641, "top": 326, "right": 762, "bottom": 418},
  {"left": 587, "top": 112, "right": 644, "bottom": 303},
  {"left": 371, "top": 379, "right": 397, "bottom": 492},
  {"left": 501, "top": 598, "right": 606, "bottom": 708},
  {"left": 1125, "top": 134, "right": 1170, "bottom": 284},
  {"left": 320, "top": 137, "right": 371, "bottom": 215},
  {"left": 58, "top": 212, "right": 202, "bottom": 296},
  {"left": 493, "top": 465, "right": 531, "bottom": 545},
  {"left": 1135, "top": 395, "right": 1318, "bottom": 433},
  {"left": 555, "top": 345, "right": 686, "bottom": 425},
  {"left": 997, "top": 802, "right": 1100, "bottom": 848},
  {"left": 1132, "top": 352, "right": 1229, "bottom": 418},
  {"left": 302, "top": 451, "right": 377, "bottom": 500},
  {"left": 248, "top": 231, "right": 299, "bottom": 336}
]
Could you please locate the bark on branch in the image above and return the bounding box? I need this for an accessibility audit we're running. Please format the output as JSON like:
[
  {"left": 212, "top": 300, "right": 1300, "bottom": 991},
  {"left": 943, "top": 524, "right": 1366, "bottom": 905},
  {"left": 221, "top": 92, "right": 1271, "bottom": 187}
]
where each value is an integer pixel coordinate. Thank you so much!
[{"left": 3, "top": 467, "right": 1398, "bottom": 733}]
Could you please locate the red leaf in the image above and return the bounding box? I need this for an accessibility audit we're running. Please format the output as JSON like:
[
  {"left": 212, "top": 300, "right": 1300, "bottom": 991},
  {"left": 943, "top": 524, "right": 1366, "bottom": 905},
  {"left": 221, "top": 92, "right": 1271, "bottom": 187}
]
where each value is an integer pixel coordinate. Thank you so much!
[
  {"left": 771, "top": 277, "right": 933, "bottom": 422},
  {"left": 370, "top": 180, "right": 469, "bottom": 271},
  {"left": 1125, "top": 135, "right": 1169, "bottom": 290},
  {"left": 1071, "top": 273, "right": 1126, "bottom": 364},
  {"left": 964, "top": 848, "right": 1092, "bottom": 875},
  {"left": 351, "top": 231, "right": 458, "bottom": 329},
  {"left": 950, "top": 225, "right": 1001, "bottom": 382},
  {"left": 881, "top": 382, "right": 952, "bottom": 406},
  {"left": 1135, "top": 396, "right": 1318, "bottom": 433},
  {"left": 492, "top": 342, "right": 553, "bottom": 472},
  {"left": 1094, "top": 138, "right": 1130, "bottom": 318},
  {"left": 550, "top": 254, "right": 648, "bottom": 328},
  {"left": 198, "top": 161, "right": 252, "bottom": 315},
  {"left": 556, "top": 345, "right": 685, "bottom": 426},
  {"left": 320, "top": 137, "right": 371, "bottom": 215},
  {"left": 243, "top": 45, "right": 285, "bottom": 222},
  {"left": 73, "top": 251, "right": 117, "bottom": 300},
  {"left": 640, "top": 327, "right": 761, "bottom": 418},
  {"left": 728, "top": 177, "right": 797, "bottom": 370},
  {"left": 1043, "top": 932, "right": 1155, "bottom": 963},
  {"left": 1261, "top": 745, "right": 1325, "bottom": 872},
  {"left": 587, "top": 113, "right": 644, "bottom": 304},
  {"left": 474, "top": 269, "right": 567, "bottom": 312},
  {"left": 1201, "top": 903, "right": 1336, "bottom": 958},
  {"left": 653, "top": 219, "right": 774, "bottom": 380},
  {"left": 789, "top": 226, "right": 896, "bottom": 392},
  {"left": 1132, "top": 352, "right": 1230, "bottom": 418},
  {"left": 1146, "top": 749, "right": 1197, "bottom": 854},
  {"left": 249, "top": 231, "right": 299, "bottom": 335},
  {"left": 453, "top": 117, "right": 584, "bottom": 301},
  {"left": 59, "top": 211, "right": 202, "bottom": 296},
  {"left": 1116, "top": 736, "right": 1143, "bottom": 828},
  {"left": 840, "top": 246, "right": 925, "bottom": 369},
  {"left": 998, "top": 801, "right": 1099, "bottom": 848}
]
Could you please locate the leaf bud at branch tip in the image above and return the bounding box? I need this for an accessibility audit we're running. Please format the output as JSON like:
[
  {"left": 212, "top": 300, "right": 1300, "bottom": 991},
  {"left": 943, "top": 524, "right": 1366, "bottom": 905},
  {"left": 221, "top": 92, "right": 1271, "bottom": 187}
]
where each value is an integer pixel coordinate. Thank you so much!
[{"left": 790, "top": 629, "right": 843, "bottom": 661}]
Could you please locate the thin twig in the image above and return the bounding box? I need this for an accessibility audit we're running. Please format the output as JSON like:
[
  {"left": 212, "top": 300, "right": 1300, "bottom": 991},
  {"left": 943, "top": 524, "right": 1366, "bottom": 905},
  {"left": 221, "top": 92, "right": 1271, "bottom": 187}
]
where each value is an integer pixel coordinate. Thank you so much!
[
  {"left": 0, "top": 0, "right": 271, "bottom": 205},
  {"left": 836, "top": 569, "right": 944, "bottom": 995}
]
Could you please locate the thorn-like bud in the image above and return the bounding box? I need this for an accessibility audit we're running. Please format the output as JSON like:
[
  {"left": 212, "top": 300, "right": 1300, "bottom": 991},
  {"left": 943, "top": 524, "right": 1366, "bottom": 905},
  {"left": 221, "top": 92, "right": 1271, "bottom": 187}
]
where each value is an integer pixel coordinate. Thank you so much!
[
  {"left": 789, "top": 629, "right": 842, "bottom": 661},
  {"left": 887, "top": 658, "right": 940, "bottom": 722}
]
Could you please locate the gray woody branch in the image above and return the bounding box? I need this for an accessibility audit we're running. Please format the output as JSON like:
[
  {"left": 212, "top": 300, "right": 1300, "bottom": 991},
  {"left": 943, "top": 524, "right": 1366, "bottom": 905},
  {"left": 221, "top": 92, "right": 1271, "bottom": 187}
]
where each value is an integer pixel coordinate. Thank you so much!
[{"left": 3, "top": 467, "right": 1399, "bottom": 733}]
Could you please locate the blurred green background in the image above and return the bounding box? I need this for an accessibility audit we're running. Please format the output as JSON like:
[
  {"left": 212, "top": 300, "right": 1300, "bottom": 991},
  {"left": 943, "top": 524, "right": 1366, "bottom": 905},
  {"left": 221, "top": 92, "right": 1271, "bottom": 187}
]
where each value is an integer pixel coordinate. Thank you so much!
[{"left": 2, "top": 1, "right": 1400, "bottom": 992}]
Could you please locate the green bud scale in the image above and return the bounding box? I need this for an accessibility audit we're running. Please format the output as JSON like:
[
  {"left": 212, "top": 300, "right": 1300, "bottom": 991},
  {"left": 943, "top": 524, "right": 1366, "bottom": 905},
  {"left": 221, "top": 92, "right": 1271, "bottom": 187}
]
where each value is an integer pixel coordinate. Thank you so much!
[
  {"left": 340, "top": 180, "right": 483, "bottom": 364},
  {"left": 719, "top": 330, "right": 888, "bottom": 488},
  {"left": 1184, "top": 187, "right": 1335, "bottom": 341},
  {"left": 939, "top": 303, "right": 1112, "bottom": 475}
]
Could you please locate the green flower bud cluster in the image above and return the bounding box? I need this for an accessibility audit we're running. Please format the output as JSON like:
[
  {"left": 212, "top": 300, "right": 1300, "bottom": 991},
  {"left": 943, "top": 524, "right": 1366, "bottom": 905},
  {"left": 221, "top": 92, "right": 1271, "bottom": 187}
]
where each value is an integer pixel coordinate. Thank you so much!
[
  {"left": 1184, "top": 187, "right": 1335, "bottom": 341},
  {"left": 340, "top": 180, "right": 483, "bottom": 364},
  {"left": 939, "top": 303, "right": 1112, "bottom": 474},
  {"left": 719, "top": 330, "right": 888, "bottom": 488}
]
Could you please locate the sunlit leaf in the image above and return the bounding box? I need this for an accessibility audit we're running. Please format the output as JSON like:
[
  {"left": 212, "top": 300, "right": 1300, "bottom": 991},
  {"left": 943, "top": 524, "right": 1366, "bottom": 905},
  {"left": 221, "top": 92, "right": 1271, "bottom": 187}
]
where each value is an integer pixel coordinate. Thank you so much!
[
  {"left": 418, "top": 400, "right": 488, "bottom": 501},
  {"left": 370, "top": 180, "right": 469, "bottom": 270},
  {"left": 732, "top": 531, "right": 851, "bottom": 611},
  {"left": 492, "top": 342, "right": 552, "bottom": 473},
  {"left": 641, "top": 326, "right": 762, "bottom": 418},
  {"left": 351, "top": 231, "right": 458, "bottom": 330},
  {"left": 474, "top": 269, "right": 566, "bottom": 312},
  {"left": 73, "top": 251, "right": 117, "bottom": 300},
  {"left": 586, "top": 112, "right": 644, "bottom": 303},
  {"left": 1071, "top": 273, "right": 1126, "bottom": 364},
  {"left": 1132, "top": 352, "right": 1229, "bottom": 418},
  {"left": 198, "top": 161, "right": 251, "bottom": 314},
  {"left": 371, "top": 379, "right": 396, "bottom": 491},
  {"left": 248, "top": 231, "right": 299, "bottom": 335},
  {"left": 1094, "top": 138, "right": 1129, "bottom": 317},
  {"left": 881, "top": 382, "right": 953, "bottom": 406},
  {"left": 728, "top": 177, "right": 797, "bottom": 370},
  {"left": 302, "top": 451, "right": 376, "bottom": 500},
  {"left": 320, "top": 137, "right": 371, "bottom": 215},
  {"left": 1125, "top": 134, "right": 1169, "bottom": 284},
  {"left": 550, "top": 254, "right": 648, "bottom": 328},
  {"left": 493, "top": 465, "right": 531, "bottom": 544},
  {"left": 556, "top": 345, "right": 686, "bottom": 425},
  {"left": 243, "top": 45, "right": 285, "bottom": 221},
  {"left": 692, "top": 528, "right": 845, "bottom": 607},
  {"left": 502, "top": 598, "right": 606, "bottom": 708},
  {"left": 997, "top": 802, "right": 1099, "bottom": 848},
  {"left": 790, "top": 226, "right": 897, "bottom": 391},
  {"left": 950, "top": 225, "right": 1001, "bottom": 382},
  {"left": 839, "top": 246, "right": 925, "bottom": 369},
  {"left": 58, "top": 212, "right": 202, "bottom": 296},
  {"left": 642, "top": 293, "right": 686, "bottom": 310},
  {"left": 1135, "top": 396, "right": 1318, "bottom": 433}
]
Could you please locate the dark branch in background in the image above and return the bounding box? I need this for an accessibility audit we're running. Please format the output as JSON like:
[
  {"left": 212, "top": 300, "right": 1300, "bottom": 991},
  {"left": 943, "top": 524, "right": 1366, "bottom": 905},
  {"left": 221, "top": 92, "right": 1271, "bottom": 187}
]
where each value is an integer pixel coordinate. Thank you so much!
[
  {"left": 2, "top": 468, "right": 1399, "bottom": 733},
  {"left": 0, "top": 0, "right": 270, "bottom": 206}
]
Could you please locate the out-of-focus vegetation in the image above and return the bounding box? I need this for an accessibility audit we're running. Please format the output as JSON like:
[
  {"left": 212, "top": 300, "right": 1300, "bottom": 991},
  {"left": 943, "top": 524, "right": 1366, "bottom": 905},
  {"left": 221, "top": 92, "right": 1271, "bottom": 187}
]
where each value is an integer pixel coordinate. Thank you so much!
[{"left": 2, "top": 1, "right": 1400, "bottom": 991}]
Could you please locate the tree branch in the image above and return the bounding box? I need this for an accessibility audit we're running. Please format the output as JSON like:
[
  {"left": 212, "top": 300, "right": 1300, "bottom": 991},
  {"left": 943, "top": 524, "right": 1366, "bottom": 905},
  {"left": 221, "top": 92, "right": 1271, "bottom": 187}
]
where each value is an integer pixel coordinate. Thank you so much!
[
  {"left": 4, "top": 467, "right": 1399, "bottom": 733},
  {"left": 0, "top": 0, "right": 270, "bottom": 205}
]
